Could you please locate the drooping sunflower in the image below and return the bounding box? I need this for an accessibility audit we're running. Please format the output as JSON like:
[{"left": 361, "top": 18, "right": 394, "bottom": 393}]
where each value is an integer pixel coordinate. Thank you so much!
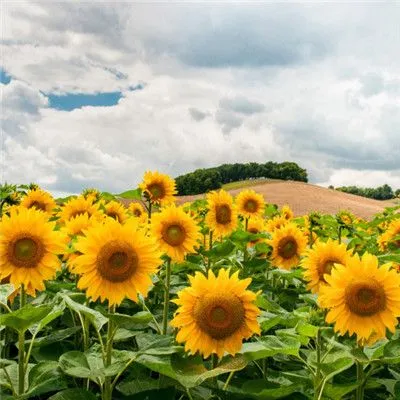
[
  {"left": 0, "top": 207, "right": 66, "bottom": 296},
  {"left": 247, "top": 217, "right": 266, "bottom": 247},
  {"left": 280, "top": 205, "right": 294, "bottom": 220},
  {"left": 151, "top": 205, "right": 201, "bottom": 262},
  {"left": 103, "top": 200, "right": 129, "bottom": 223},
  {"left": 20, "top": 188, "right": 56, "bottom": 214},
  {"left": 139, "top": 171, "right": 177, "bottom": 205},
  {"left": 301, "top": 239, "right": 353, "bottom": 293},
  {"left": 265, "top": 215, "right": 288, "bottom": 233},
  {"left": 378, "top": 219, "right": 400, "bottom": 251},
  {"left": 171, "top": 269, "right": 261, "bottom": 358},
  {"left": 59, "top": 195, "right": 102, "bottom": 222},
  {"left": 235, "top": 190, "right": 265, "bottom": 219},
  {"left": 73, "top": 218, "right": 162, "bottom": 305},
  {"left": 268, "top": 222, "right": 308, "bottom": 270},
  {"left": 128, "top": 202, "right": 147, "bottom": 223},
  {"left": 319, "top": 252, "right": 400, "bottom": 344},
  {"left": 205, "top": 190, "right": 238, "bottom": 238}
]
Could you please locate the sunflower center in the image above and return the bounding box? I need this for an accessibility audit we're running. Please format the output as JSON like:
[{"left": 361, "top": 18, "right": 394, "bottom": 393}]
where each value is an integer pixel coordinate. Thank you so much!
[
  {"left": 9, "top": 235, "right": 44, "bottom": 268},
  {"left": 345, "top": 279, "right": 386, "bottom": 316},
  {"left": 148, "top": 183, "right": 165, "bottom": 200},
  {"left": 133, "top": 209, "right": 142, "bottom": 217},
  {"left": 244, "top": 200, "right": 258, "bottom": 213},
  {"left": 278, "top": 237, "right": 298, "bottom": 259},
  {"left": 215, "top": 205, "right": 231, "bottom": 225},
  {"left": 319, "top": 258, "right": 340, "bottom": 282},
  {"left": 162, "top": 224, "right": 186, "bottom": 246},
  {"left": 193, "top": 294, "right": 245, "bottom": 339},
  {"left": 107, "top": 211, "right": 120, "bottom": 221},
  {"left": 29, "top": 201, "right": 46, "bottom": 211},
  {"left": 97, "top": 241, "right": 138, "bottom": 283}
]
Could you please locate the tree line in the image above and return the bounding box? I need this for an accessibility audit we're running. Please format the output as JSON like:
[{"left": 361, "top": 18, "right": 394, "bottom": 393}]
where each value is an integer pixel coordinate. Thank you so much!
[
  {"left": 175, "top": 161, "right": 308, "bottom": 195},
  {"left": 335, "top": 184, "right": 400, "bottom": 200}
]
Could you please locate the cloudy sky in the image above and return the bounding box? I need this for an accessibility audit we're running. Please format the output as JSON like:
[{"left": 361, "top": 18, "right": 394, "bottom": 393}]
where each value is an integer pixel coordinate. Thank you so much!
[{"left": 2, "top": 1, "right": 400, "bottom": 196}]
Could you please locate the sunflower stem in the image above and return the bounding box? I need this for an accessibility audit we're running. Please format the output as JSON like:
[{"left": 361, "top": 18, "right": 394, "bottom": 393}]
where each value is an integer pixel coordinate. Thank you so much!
[
  {"left": 162, "top": 258, "right": 172, "bottom": 335},
  {"left": 18, "top": 284, "right": 26, "bottom": 396},
  {"left": 355, "top": 347, "right": 365, "bottom": 400},
  {"left": 103, "top": 304, "right": 116, "bottom": 400},
  {"left": 338, "top": 226, "right": 342, "bottom": 244},
  {"left": 243, "top": 218, "right": 249, "bottom": 263},
  {"left": 223, "top": 371, "right": 235, "bottom": 390},
  {"left": 313, "top": 328, "right": 322, "bottom": 400},
  {"left": 147, "top": 200, "right": 152, "bottom": 222}
]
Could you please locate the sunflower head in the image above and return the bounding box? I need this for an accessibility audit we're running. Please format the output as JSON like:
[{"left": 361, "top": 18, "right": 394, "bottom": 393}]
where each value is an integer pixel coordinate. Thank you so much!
[
  {"left": 139, "top": 171, "right": 177, "bottom": 205},
  {"left": 301, "top": 239, "right": 353, "bottom": 293},
  {"left": 0, "top": 207, "right": 66, "bottom": 296},
  {"left": 265, "top": 215, "right": 288, "bottom": 233},
  {"left": 319, "top": 252, "right": 400, "bottom": 344},
  {"left": 103, "top": 200, "right": 129, "bottom": 223},
  {"left": 59, "top": 195, "right": 103, "bottom": 223},
  {"left": 378, "top": 219, "right": 400, "bottom": 251},
  {"left": 128, "top": 202, "right": 147, "bottom": 223},
  {"left": 246, "top": 217, "right": 266, "bottom": 247},
  {"left": 20, "top": 189, "right": 56, "bottom": 214},
  {"left": 268, "top": 222, "right": 308, "bottom": 270},
  {"left": 81, "top": 188, "right": 101, "bottom": 204},
  {"left": 74, "top": 218, "right": 162, "bottom": 305},
  {"left": 151, "top": 205, "right": 201, "bottom": 262},
  {"left": 171, "top": 269, "right": 261, "bottom": 358},
  {"left": 280, "top": 205, "right": 294, "bottom": 220},
  {"left": 235, "top": 190, "right": 265, "bottom": 219},
  {"left": 205, "top": 190, "right": 238, "bottom": 238}
]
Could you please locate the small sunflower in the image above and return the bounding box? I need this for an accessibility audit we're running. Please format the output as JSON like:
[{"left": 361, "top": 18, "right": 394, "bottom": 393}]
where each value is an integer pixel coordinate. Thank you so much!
[
  {"left": 235, "top": 190, "right": 265, "bottom": 219},
  {"left": 20, "top": 188, "right": 56, "bottom": 214},
  {"left": 59, "top": 196, "right": 102, "bottom": 222},
  {"left": 280, "top": 205, "right": 294, "bottom": 220},
  {"left": 0, "top": 207, "right": 66, "bottom": 296},
  {"left": 171, "top": 269, "right": 261, "bottom": 358},
  {"left": 74, "top": 218, "right": 162, "bottom": 305},
  {"left": 378, "top": 219, "right": 400, "bottom": 251},
  {"left": 247, "top": 217, "right": 266, "bottom": 247},
  {"left": 139, "top": 171, "right": 177, "bottom": 205},
  {"left": 103, "top": 200, "right": 129, "bottom": 223},
  {"left": 205, "top": 190, "right": 238, "bottom": 238},
  {"left": 128, "top": 202, "right": 147, "bottom": 223},
  {"left": 151, "top": 205, "right": 201, "bottom": 262},
  {"left": 268, "top": 222, "right": 307, "bottom": 270},
  {"left": 319, "top": 253, "right": 400, "bottom": 344},
  {"left": 301, "top": 239, "right": 353, "bottom": 293},
  {"left": 265, "top": 215, "right": 288, "bottom": 233}
]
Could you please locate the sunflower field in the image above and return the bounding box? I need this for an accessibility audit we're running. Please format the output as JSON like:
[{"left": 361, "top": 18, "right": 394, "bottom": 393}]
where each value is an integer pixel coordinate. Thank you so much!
[{"left": 1, "top": 173, "right": 400, "bottom": 400}]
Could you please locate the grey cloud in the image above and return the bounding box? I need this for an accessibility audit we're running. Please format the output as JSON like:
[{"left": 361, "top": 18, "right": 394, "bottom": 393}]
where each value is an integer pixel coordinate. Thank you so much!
[
  {"left": 219, "top": 96, "right": 265, "bottom": 115},
  {"left": 215, "top": 109, "right": 243, "bottom": 134},
  {"left": 360, "top": 73, "right": 385, "bottom": 97},
  {"left": 188, "top": 107, "right": 209, "bottom": 121}
]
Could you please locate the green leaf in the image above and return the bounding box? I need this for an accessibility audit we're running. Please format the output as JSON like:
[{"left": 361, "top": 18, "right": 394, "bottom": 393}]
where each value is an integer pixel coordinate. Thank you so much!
[
  {"left": 48, "top": 388, "right": 97, "bottom": 400},
  {"left": 100, "top": 192, "right": 116, "bottom": 201},
  {"left": 382, "top": 339, "right": 400, "bottom": 364},
  {"left": 240, "top": 379, "right": 300, "bottom": 399},
  {"left": 60, "top": 293, "right": 108, "bottom": 331},
  {"left": 0, "top": 304, "right": 52, "bottom": 332},
  {"left": 204, "top": 240, "right": 236, "bottom": 258},
  {"left": 295, "top": 322, "right": 319, "bottom": 338},
  {"left": 59, "top": 351, "right": 103, "bottom": 384},
  {"left": 0, "top": 284, "right": 15, "bottom": 304},
  {"left": 116, "top": 189, "right": 142, "bottom": 200},
  {"left": 323, "top": 383, "right": 359, "bottom": 400},
  {"left": 28, "top": 302, "right": 66, "bottom": 335},
  {"left": 106, "top": 311, "right": 152, "bottom": 330},
  {"left": 28, "top": 327, "right": 81, "bottom": 348}
]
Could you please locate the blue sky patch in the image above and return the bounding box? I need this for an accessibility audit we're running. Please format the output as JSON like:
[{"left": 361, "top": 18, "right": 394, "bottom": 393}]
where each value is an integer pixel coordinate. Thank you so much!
[{"left": 0, "top": 68, "right": 12, "bottom": 84}]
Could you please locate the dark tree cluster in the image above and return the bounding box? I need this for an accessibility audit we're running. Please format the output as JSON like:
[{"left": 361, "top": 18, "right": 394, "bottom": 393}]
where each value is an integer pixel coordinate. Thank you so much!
[
  {"left": 175, "top": 161, "right": 308, "bottom": 195},
  {"left": 336, "top": 184, "right": 399, "bottom": 200}
]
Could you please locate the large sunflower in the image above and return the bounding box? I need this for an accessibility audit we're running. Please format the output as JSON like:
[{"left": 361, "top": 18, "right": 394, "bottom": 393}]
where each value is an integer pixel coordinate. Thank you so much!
[
  {"left": 103, "top": 200, "right": 129, "bottom": 223},
  {"left": 268, "top": 222, "right": 307, "bottom": 270},
  {"left": 301, "top": 239, "right": 353, "bottom": 293},
  {"left": 319, "top": 253, "right": 400, "bottom": 344},
  {"left": 235, "top": 190, "right": 265, "bottom": 219},
  {"left": 171, "top": 269, "right": 260, "bottom": 358},
  {"left": 20, "top": 188, "right": 56, "bottom": 214},
  {"left": 59, "top": 196, "right": 102, "bottom": 222},
  {"left": 205, "top": 190, "right": 238, "bottom": 238},
  {"left": 74, "top": 218, "right": 162, "bottom": 305},
  {"left": 139, "top": 171, "right": 177, "bottom": 205},
  {"left": 378, "top": 219, "right": 400, "bottom": 251},
  {"left": 0, "top": 207, "right": 65, "bottom": 296},
  {"left": 151, "top": 205, "right": 201, "bottom": 262}
]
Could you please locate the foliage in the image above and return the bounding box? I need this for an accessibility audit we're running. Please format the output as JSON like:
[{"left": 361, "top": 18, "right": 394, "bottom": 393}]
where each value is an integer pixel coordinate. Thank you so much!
[{"left": 336, "top": 184, "right": 397, "bottom": 200}]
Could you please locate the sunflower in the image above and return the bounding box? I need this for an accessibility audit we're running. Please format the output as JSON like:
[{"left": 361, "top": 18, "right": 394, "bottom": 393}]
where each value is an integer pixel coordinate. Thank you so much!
[
  {"left": 59, "top": 196, "right": 102, "bottom": 222},
  {"left": 139, "top": 171, "right": 177, "bottom": 205},
  {"left": 235, "top": 190, "right": 265, "bottom": 219},
  {"left": 378, "top": 219, "right": 400, "bottom": 251},
  {"left": 205, "top": 190, "right": 238, "bottom": 238},
  {"left": 103, "top": 200, "right": 129, "bottom": 223},
  {"left": 268, "top": 222, "right": 307, "bottom": 270},
  {"left": 301, "top": 239, "right": 353, "bottom": 293},
  {"left": 280, "top": 205, "right": 294, "bottom": 220},
  {"left": 247, "top": 217, "right": 266, "bottom": 247},
  {"left": 0, "top": 207, "right": 66, "bottom": 296},
  {"left": 319, "top": 253, "right": 400, "bottom": 344},
  {"left": 171, "top": 269, "right": 261, "bottom": 358},
  {"left": 20, "top": 188, "right": 56, "bottom": 214},
  {"left": 128, "top": 202, "right": 147, "bottom": 223},
  {"left": 151, "top": 205, "right": 201, "bottom": 262},
  {"left": 73, "top": 218, "right": 162, "bottom": 305},
  {"left": 265, "top": 215, "right": 288, "bottom": 233}
]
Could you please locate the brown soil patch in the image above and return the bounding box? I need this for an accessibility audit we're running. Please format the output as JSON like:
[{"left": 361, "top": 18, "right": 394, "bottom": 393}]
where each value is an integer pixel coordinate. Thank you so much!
[{"left": 176, "top": 181, "right": 397, "bottom": 219}]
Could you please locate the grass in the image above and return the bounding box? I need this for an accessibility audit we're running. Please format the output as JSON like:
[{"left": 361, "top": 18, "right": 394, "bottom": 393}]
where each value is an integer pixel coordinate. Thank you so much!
[{"left": 222, "top": 178, "right": 283, "bottom": 190}]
